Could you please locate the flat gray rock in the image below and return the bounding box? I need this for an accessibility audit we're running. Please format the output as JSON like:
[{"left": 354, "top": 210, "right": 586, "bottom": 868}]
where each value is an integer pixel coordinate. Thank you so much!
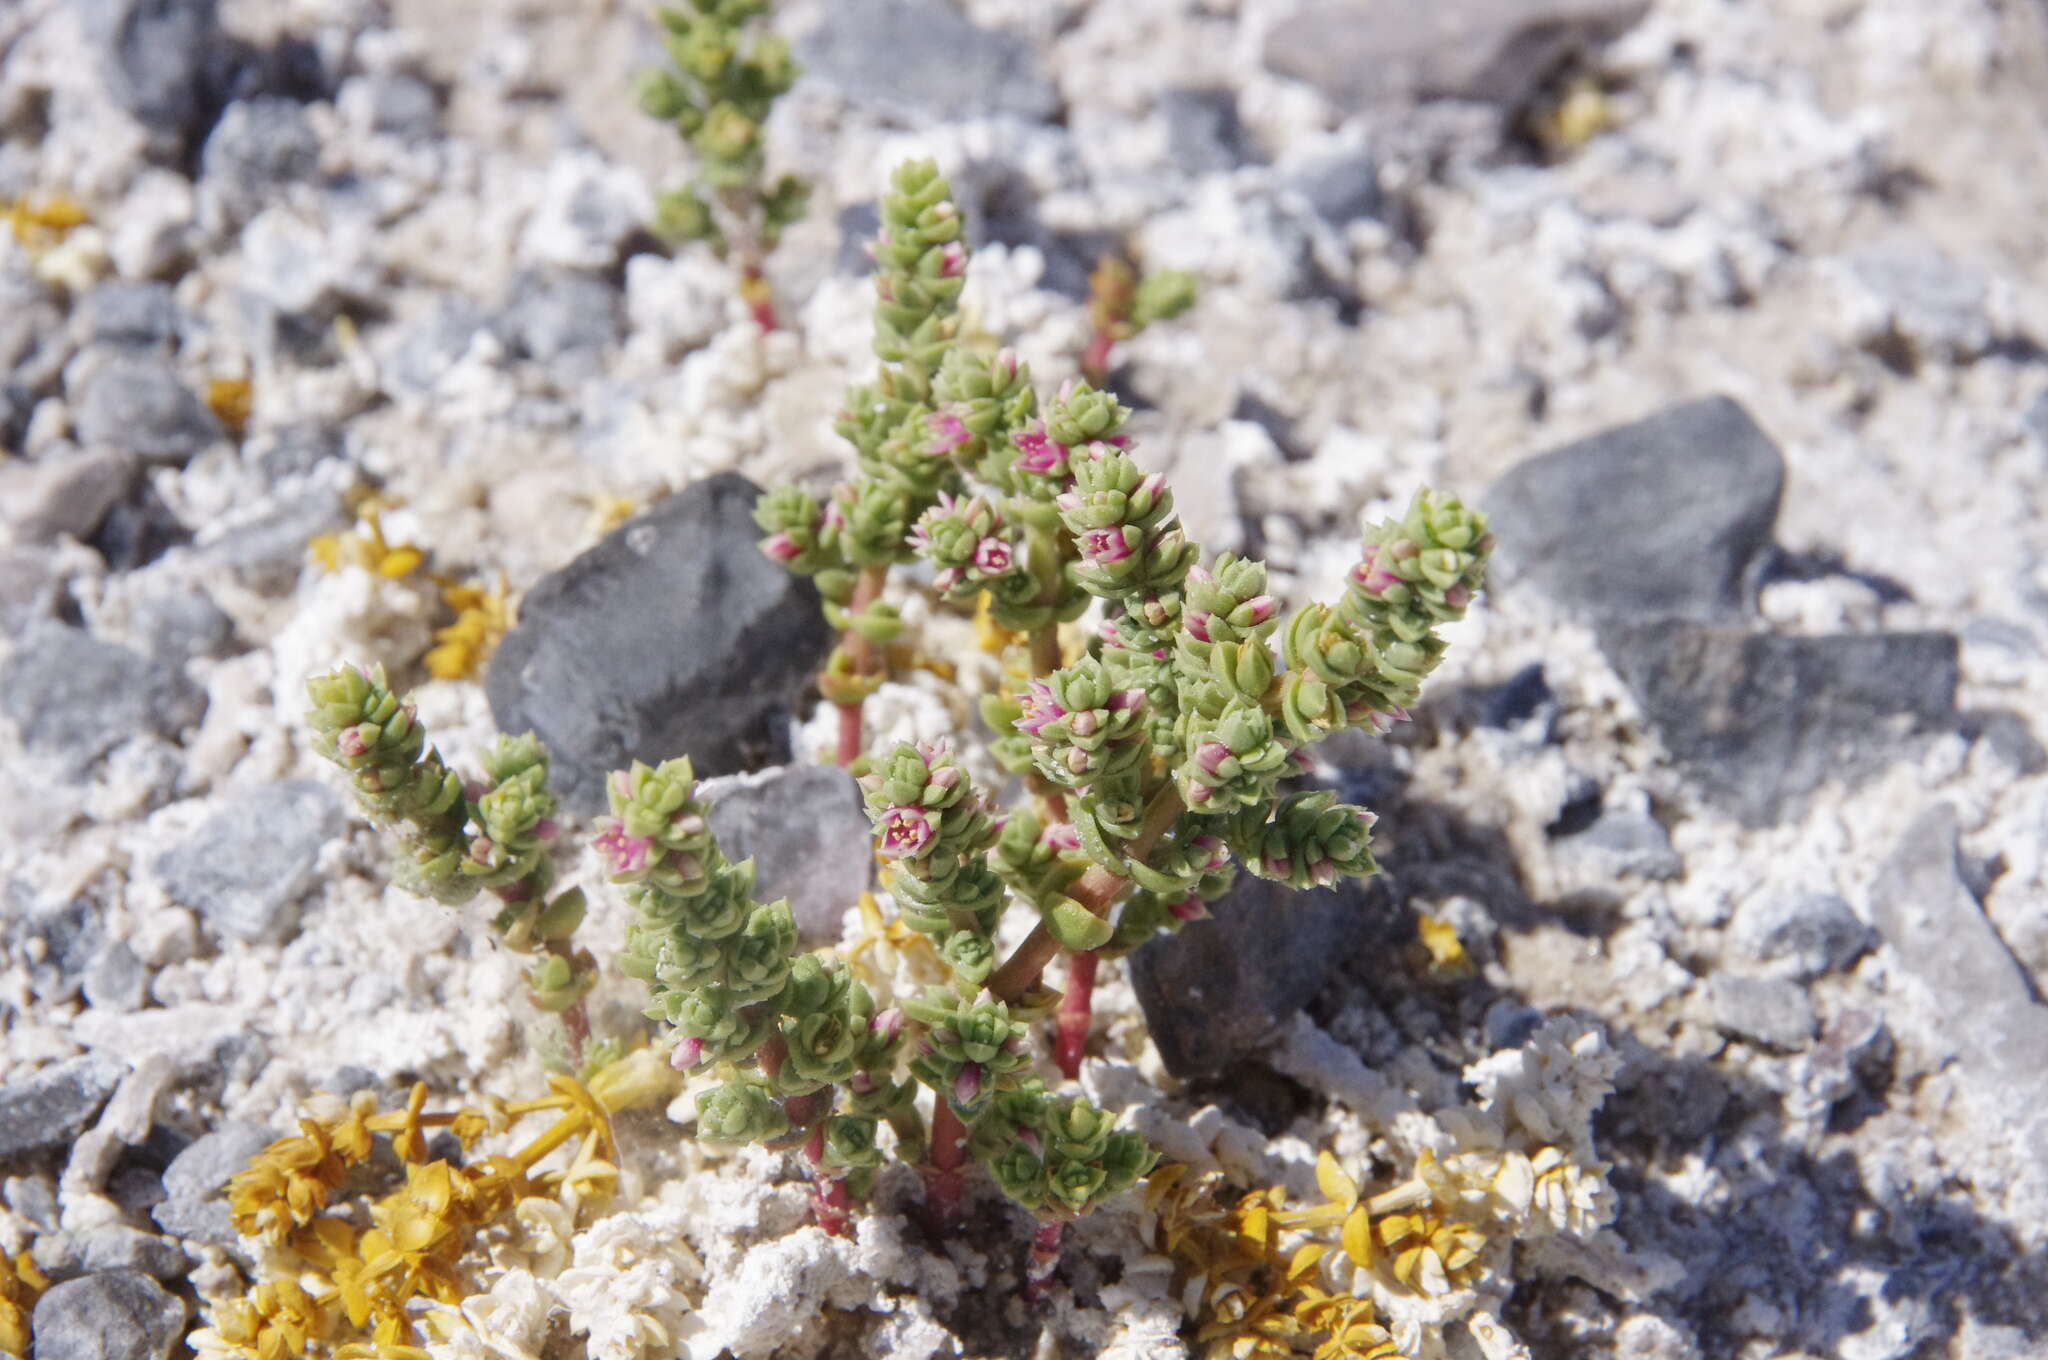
[
  {"left": 699, "top": 764, "right": 874, "bottom": 945},
  {"left": 1129, "top": 873, "right": 1387, "bottom": 1078},
  {"left": 29, "top": 1271, "right": 186, "bottom": 1360},
  {"left": 32, "top": 1225, "right": 192, "bottom": 1282},
  {"left": 0, "top": 623, "right": 207, "bottom": 769},
  {"left": 1732, "top": 892, "right": 1875, "bottom": 979},
  {"left": 77, "top": 0, "right": 221, "bottom": 139},
  {"left": 0, "top": 1056, "right": 124, "bottom": 1161},
  {"left": 71, "top": 355, "right": 222, "bottom": 466},
  {"left": 155, "top": 780, "right": 344, "bottom": 943},
  {"left": 1707, "top": 973, "right": 1816, "bottom": 1050},
  {"left": 1264, "top": 0, "right": 1648, "bottom": 112},
  {"left": 1597, "top": 622, "right": 1958, "bottom": 825},
  {"left": 152, "top": 1120, "right": 274, "bottom": 1246},
  {"left": 796, "top": 0, "right": 1059, "bottom": 122},
  {"left": 0, "top": 449, "right": 139, "bottom": 544},
  {"left": 1485, "top": 396, "right": 1785, "bottom": 621},
  {"left": 486, "top": 473, "right": 831, "bottom": 812}
]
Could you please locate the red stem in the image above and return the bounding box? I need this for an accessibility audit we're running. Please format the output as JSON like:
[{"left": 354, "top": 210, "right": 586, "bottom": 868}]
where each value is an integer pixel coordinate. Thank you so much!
[
  {"left": 836, "top": 703, "right": 864, "bottom": 767},
  {"left": 802, "top": 1121, "right": 854, "bottom": 1237},
  {"left": 1022, "top": 1220, "right": 1065, "bottom": 1303},
  {"left": 1081, "top": 329, "right": 1114, "bottom": 387},
  {"left": 924, "top": 1098, "right": 969, "bottom": 1228},
  {"left": 741, "top": 263, "right": 778, "bottom": 333},
  {"left": 1054, "top": 951, "right": 1098, "bottom": 1080}
]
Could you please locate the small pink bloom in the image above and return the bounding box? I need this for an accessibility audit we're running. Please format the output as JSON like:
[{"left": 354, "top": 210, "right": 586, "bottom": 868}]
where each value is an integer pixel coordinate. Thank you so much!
[
  {"left": 611, "top": 770, "right": 634, "bottom": 799},
  {"left": 1168, "top": 896, "right": 1205, "bottom": 921},
  {"left": 671, "top": 811, "right": 705, "bottom": 835},
  {"left": 1351, "top": 546, "right": 1401, "bottom": 596},
  {"left": 761, "top": 531, "right": 802, "bottom": 563},
  {"left": 1444, "top": 584, "right": 1470, "bottom": 609},
  {"left": 1018, "top": 1127, "right": 1042, "bottom": 1155},
  {"left": 1184, "top": 610, "right": 1213, "bottom": 643},
  {"left": 1013, "top": 426, "right": 1067, "bottom": 475},
  {"left": 1080, "top": 526, "right": 1133, "bottom": 564},
  {"left": 992, "top": 348, "right": 1019, "bottom": 382},
  {"left": 934, "top": 566, "right": 963, "bottom": 593},
  {"left": 594, "top": 820, "right": 656, "bottom": 876},
  {"left": 871, "top": 1008, "right": 905, "bottom": 1043},
  {"left": 1136, "top": 473, "right": 1165, "bottom": 502},
  {"left": 1150, "top": 647, "right": 1167, "bottom": 660},
  {"left": 1069, "top": 710, "right": 1099, "bottom": 738},
  {"left": 973, "top": 537, "right": 1013, "bottom": 574},
  {"left": 1310, "top": 859, "right": 1338, "bottom": 886},
  {"left": 1243, "top": 596, "right": 1277, "bottom": 625},
  {"left": 534, "top": 818, "right": 559, "bottom": 842},
  {"left": 878, "top": 805, "right": 935, "bottom": 859},
  {"left": 469, "top": 836, "right": 495, "bottom": 864},
  {"left": 850, "top": 1070, "right": 875, "bottom": 1094},
  {"left": 928, "top": 764, "right": 962, "bottom": 791},
  {"left": 1196, "top": 742, "right": 1231, "bottom": 775},
  {"left": 1190, "top": 835, "right": 1229, "bottom": 871},
  {"left": 823, "top": 497, "right": 848, "bottom": 530},
  {"left": 1016, "top": 680, "right": 1065, "bottom": 738},
  {"left": 939, "top": 242, "right": 967, "bottom": 277},
  {"left": 670, "top": 1036, "right": 706, "bottom": 1071},
  {"left": 1099, "top": 620, "right": 1122, "bottom": 645},
  {"left": 1188, "top": 782, "right": 1213, "bottom": 804},
  {"left": 1266, "top": 853, "right": 1293, "bottom": 878},
  {"left": 954, "top": 1063, "right": 983, "bottom": 1107},
  {"left": 1108, "top": 688, "right": 1146, "bottom": 712},
  {"left": 927, "top": 411, "right": 971, "bottom": 455},
  {"left": 1041, "top": 822, "right": 1081, "bottom": 851},
  {"left": 1065, "top": 747, "right": 1092, "bottom": 775},
  {"left": 1289, "top": 749, "right": 1314, "bottom": 773},
  {"left": 336, "top": 726, "right": 369, "bottom": 758}
]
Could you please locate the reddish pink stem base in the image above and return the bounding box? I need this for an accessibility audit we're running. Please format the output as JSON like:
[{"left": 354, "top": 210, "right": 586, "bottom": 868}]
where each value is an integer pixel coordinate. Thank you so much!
[
  {"left": 1081, "top": 329, "right": 1114, "bottom": 387},
  {"left": 803, "top": 1121, "right": 854, "bottom": 1238},
  {"left": 924, "top": 1099, "right": 969, "bottom": 1228},
  {"left": 1022, "top": 1220, "right": 1065, "bottom": 1302},
  {"left": 1054, "top": 951, "right": 1098, "bottom": 1080}
]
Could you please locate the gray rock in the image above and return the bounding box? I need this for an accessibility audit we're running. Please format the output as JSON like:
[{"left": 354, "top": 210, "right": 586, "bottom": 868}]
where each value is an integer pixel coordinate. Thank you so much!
[
  {"left": 699, "top": 765, "right": 874, "bottom": 945},
  {"left": 1129, "top": 873, "right": 1388, "bottom": 1078},
  {"left": 84, "top": 283, "right": 182, "bottom": 352},
  {"left": 795, "top": 0, "right": 1059, "bottom": 121},
  {"left": 72, "top": 356, "right": 223, "bottom": 465},
  {"left": 0, "top": 547, "right": 62, "bottom": 630},
  {"left": 1869, "top": 804, "right": 2048, "bottom": 1085},
  {"left": 1479, "top": 662, "right": 1558, "bottom": 739},
  {"left": 1158, "top": 88, "right": 1260, "bottom": 174},
  {"left": 486, "top": 473, "right": 832, "bottom": 812},
  {"left": 90, "top": 481, "right": 193, "bottom": 573},
  {"left": 82, "top": 941, "right": 149, "bottom": 1013},
  {"left": 2025, "top": 391, "right": 2048, "bottom": 449},
  {"left": 251, "top": 421, "right": 344, "bottom": 480},
  {"left": 0, "top": 624, "right": 207, "bottom": 768},
  {"left": 1279, "top": 137, "right": 1381, "bottom": 227},
  {"left": 1264, "top": 0, "right": 1647, "bottom": 112},
  {"left": 1598, "top": 622, "right": 1959, "bottom": 825},
  {"left": 32, "top": 1226, "right": 191, "bottom": 1282},
  {"left": 130, "top": 584, "right": 235, "bottom": 661},
  {"left": 342, "top": 72, "right": 440, "bottom": 139},
  {"left": 152, "top": 1120, "right": 273, "bottom": 1245},
  {"left": 203, "top": 481, "right": 349, "bottom": 581},
  {"left": 18, "top": 895, "right": 101, "bottom": 1003},
  {"left": 156, "top": 781, "right": 343, "bottom": 943},
  {"left": 0, "top": 450, "right": 139, "bottom": 544},
  {"left": 1554, "top": 808, "right": 1681, "bottom": 880},
  {"left": 1707, "top": 973, "right": 1816, "bottom": 1050},
  {"left": 1484, "top": 396, "right": 1785, "bottom": 620},
  {"left": 1841, "top": 244, "right": 1991, "bottom": 365},
  {"left": 835, "top": 201, "right": 882, "bottom": 276},
  {"left": 0, "top": 1056, "right": 124, "bottom": 1160},
  {"left": 381, "top": 297, "right": 491, "bottom": 401},
  {"left": 498, "top": 270, "right": 622, "bottom": 368},
  {"left": 200, "top": 97, "right": 321, "bottom": 225},
  {"left": 0, "top": 381, "right": 31, "bottom": 454},
  {"left": 3, "top": 1174, "right": 59, "bottom": 1231},
  {"left": 1731, "top": 892, "right": 1874, "bottom": 979},
  {"left": 77, "top": 0, "right": 221, "bottom": 138},
  {"left": 29, "top": 1271, "right": 186, "bottom": 1360},
  {"left": 0, "top": 273, "right": 71, "bottom": 396}
]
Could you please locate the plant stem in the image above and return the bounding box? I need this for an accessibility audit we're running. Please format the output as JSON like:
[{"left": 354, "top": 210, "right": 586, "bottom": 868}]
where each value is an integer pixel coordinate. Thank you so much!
[
  {"left": 1054, "top": 950, "right": 1097, "bottom": 1080},
  {"left": 802, "top": 1120, "right": 854, "bottom": 1237},
  {"left": 739, "top": 261, "right": 778, "bottom": 332},
  {"left": 924, "top": 1097, "right": 970, "bottom": 1227},
  {"left": 987, "top": 786, "right": 1186, "bottom": 1004},
  {"left": 1022, "top": 1219, "right": 1066, "bottom": 1303},
  {"left": 835, "top": 564, "right": 890, "bottom": 766},
  {"left": 1080, "top": 328, "right": 1114, "bottom": 387}
]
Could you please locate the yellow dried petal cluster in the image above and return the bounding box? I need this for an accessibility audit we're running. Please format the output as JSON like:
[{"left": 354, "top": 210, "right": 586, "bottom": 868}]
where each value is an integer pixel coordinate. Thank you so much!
[
  {"left": 310, "top": 505, "right": 427, "bottom": 580},
  {"left": 424, "top": 577, "right": 513, "bottom": 681},
  {"left": 2, "top": 194, "right": 88, "bottom": 252},
  {"left": 0, "top": 1248, "right": 49, "bottom": 1355},
  {"left": 207, "top": 376, "right": 254, "bottom": 435},
  {"left": 201, "top": 1073, "right": 653, "bottom": 1359}
]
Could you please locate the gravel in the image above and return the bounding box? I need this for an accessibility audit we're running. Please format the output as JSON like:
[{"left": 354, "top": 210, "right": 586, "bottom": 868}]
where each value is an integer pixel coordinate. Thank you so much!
[
  {"left": 154, "top": 780, "right": 345, "bottom": 944},
  {"left": 28, "top": 1271, "right": 186, "bottom": 1360},
  {"left": 0, "top": 623, "right": 207, "bottom": 769},
  {"left": 0, "top": 1056, "right": 124, "bottom": 1161}
]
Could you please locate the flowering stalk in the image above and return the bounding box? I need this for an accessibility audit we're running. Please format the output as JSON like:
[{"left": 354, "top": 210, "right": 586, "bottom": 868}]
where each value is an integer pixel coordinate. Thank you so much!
[
  {"left": 1080, "top": 254, "right": 1198, "bottom": 386},
  {"left": 305, "top": 665, "right": 596, "bottom": 1064},
  {"left": 637, "top": 0, "right": 807, "bottom": 329}
]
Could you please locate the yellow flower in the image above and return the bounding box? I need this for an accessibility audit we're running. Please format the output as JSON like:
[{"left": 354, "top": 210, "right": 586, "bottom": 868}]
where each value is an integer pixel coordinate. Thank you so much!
[
  {"left": 1416, "top": 914, "right": 1472, "bottom": 976},
  {"left": 229, "top": 1118, "right": 354, "bottom": 1240},
  {"left": 0, "top": 1249, "right": 48, "bottom": 1356},
  {"left": 424, "top": 577, "right": 513, "bottom": 680},
  {"left": 2, "top": 194, "right": 87, "bottom": 251},
  {"left": 206, "top": 377, "right": 254, "bottom": 435},
  {"left": 1375, "top": 1209, "right": 1485, "bottom": 1296},
  {"left": 310, "top": 506, "right": 426, "bottom": 579}
]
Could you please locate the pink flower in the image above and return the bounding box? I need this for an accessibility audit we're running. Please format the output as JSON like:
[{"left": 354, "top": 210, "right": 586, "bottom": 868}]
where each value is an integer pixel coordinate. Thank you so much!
[
  {"left": 1108, "top": 688, "right": 1146, "bottom": 712},
  {"left": 611, "top": 770, "right": 634, "bottom": 800},
  {"left": 1195, "top": 741, "right": 1231, "bottom": 775},
  {"left": 939, "top": 242, "right": 967, "bottom": 277},
  {"left": 1136, "top": 473, "right": 1165, "bottom": 502},
  {"left": 877, "top": 805, "right": 935, "bottom": 859},
  {"left": 1184, "top": 609, "right": 1212, "bottom": 642},
  {"left": 671, "top": 811, "right": 706, "bottom": 836},
  {"left": 1265, "top": 852, "right": 1293, "bottom": 878},
  {"left": 336, "top": 726, "right": 369, "bottom": 758},
  {"left": 927, "top": 411, "right": 971, "bottom": 455},
  {"left": 534, "top": 818, "right": 559, "bottom": 842},
  {"left": 1016, "top": 680, "right": 1065, "bottom": 738},
  {"left": 1013, "top": 426, "right": 1067, "bottom": 475},
  {"left": 670, "top": 1036, "right": 706, "bottom": 1071},
  {"left": 823, "top": 496, "right": 848, "bottom": 531},
  {"left": 973, "top": 537, "right": 1013, "bottom": 574},
  {"left": 1188, "top": 782, "right": 1213, "bottom": 804},
  {"left": 927, "top": 764, "right": 962, "bottom": 791},
  {"left": 991, "top": 348, "right": 1019, "bottom": 383},
  {"left": 934, "top": 567, "right": 963, "bottom": 593},
  {"left": 1243, "top": 596, "right": 1277, "bottom": 625},
  {"left": 1190, "top": 834, "right": 1229, "bottom": 871},
  {"left": 871, "top": 1008, "right": 905, "bottom": 1043},
  {"left": 1168, "top": 896, "right": 1205, "bottom": 921},
  {"left": 1309, "top": 858, "right": 1338, "bottom": 886},
  {"left": 1443, "top": 584, "right": 1470, "bottom": 609},
  {"left": 1080, "top": 526, "right": 1133, "bottom": 564},
  {"left": 761, "top": 531, "right": 802, "bottom": 563},
  {"left": 1041, "top": 822, "right": 1081, "bottom": 852},
  {"left": 594, "top": 820, "right": 656, "bottom": 876},
  {"left": 1351, "top": 546, "right": 1401, "bottom": 596},
  {"left": 1070, "top": 711, "right": 1099, "bottom": 738},
  {"left": 953, "top": 1062, "right": 983, "bottom": 1107}
]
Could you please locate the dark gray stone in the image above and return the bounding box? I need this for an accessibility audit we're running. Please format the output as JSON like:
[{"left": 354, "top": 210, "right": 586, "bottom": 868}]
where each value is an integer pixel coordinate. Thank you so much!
[
  {"left": 1868, "top": 804, "right": 2048, "bottom": 1085},
  {"left": 0, "top": 273, "right": 70, "bottom": 396},
  {"left": 1281, "top": 140, "right": 1381, "bottom": 227},
  {"left": 1479, "top": 662, "right": 1557, "bottom": 737},
  {"left": 486, "top": 473, "right": 832, "bottom": 812},
  {"left": 0, "top": 450, "right": 139, "bottom": 544},
  {"left": 0, "top": 548, "right": 62, "bottom": 631},
  {"left": 497, "top": 271, "right": 623, "bottom": 367},
  {"left": 1129, "top": 873, "right": 1386, "bottom": 1078},
  {"left": 347, "top": 72, "right": 440, "bottom": 139},
  {"left": 32, "top": 1226, "right": 191, "bottom": 1282},
  {"left": 18, "top": 896, "right": 101, "bottom": 1004},
  {"left": 1731, "top": 892, "right": 1875, "bottom": 979},
  {"left": 203, "top": 482, "right": 349, "bottom": 581},
  {"left": 78, "top": 0, "right": 222, "bottom": 138},
  {"left": 156, "top": 781, "right": 343, "bottom": 943},
  {"left": 835, "top": 201, "right": 882, "bottom": 276},
  {"left": 131, "top": 584, "right": 235, "bottom": 661},
  {"left": 251, "top": 421, "right": 344, "bottom": 480},
  {"left": 82, "top": 941, "right": 149, "bottom": 1013},
  {"left": 1158, "top": 88, "right": 1260, "bottom": 174},
  {"left": 1264, "top": 0, "right": 1647, "bottom": 112},
  {"left": 0, "top": 1056, "right": 124, "bottom": 1161},
  {"left": 795, "top": 0, "right": 1059, "bottom": 122},
  {"left": 71, "top": 356, "right": 223, "bottom": 465},
  {"left": 1554, "top": 808, "right": 1681, "bottom": 880},
  {"left": 0, "top": 624, "right": 207, "bottom": 768},
  {"left": 1484, "top": 396, "right": 1786, "bottom": 620},
  {"left": 200, "top": 97, "right": 321, "bottom": 223},
  {"left": 29, "top": 1271, "right": 185, "bottom": 1360},
  {"left": 1598, "top": 622, "right": 1959, "bottom": 825},
  {"left": 91, "top": 481, "right": 194, "bottom": 573},
  {"left": 1707, "top": 973, "right": 1816, "bottom": 1051},
  {"left": 152, "top": 1120, "right": 273, "bottom": 1246},
  {"left": 0, "top": 381, "right": 31, "bottom": 454},
  {"left": 699, "top": 765, "right": 874, "bottom": 945},
  {"left": 84, "top": 283, "right": 181, "bottom": 352}
]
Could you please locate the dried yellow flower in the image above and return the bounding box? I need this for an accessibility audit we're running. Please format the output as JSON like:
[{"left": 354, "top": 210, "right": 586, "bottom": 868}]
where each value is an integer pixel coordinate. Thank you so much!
[
  {"left": 2, "top": 194, "right": 88, "bottom": 252},
  {"left": 310, "top": 506, "right": 427, "bottom": 579},
  {"left": 0, "top": 1249, "right": 48, "bottom": 1355},
  {"left": 1416, "top": 913, "right": 1472, "bottom": 976},
  {"left": 1376, "top": 1209, "right": 1486, "bottom": 1296},
  {"left": 206, "top": 376, "right": 254, "bottom": 435},
  {"left": 424, "top": 577, "right": 513, "bottom": 681}
]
